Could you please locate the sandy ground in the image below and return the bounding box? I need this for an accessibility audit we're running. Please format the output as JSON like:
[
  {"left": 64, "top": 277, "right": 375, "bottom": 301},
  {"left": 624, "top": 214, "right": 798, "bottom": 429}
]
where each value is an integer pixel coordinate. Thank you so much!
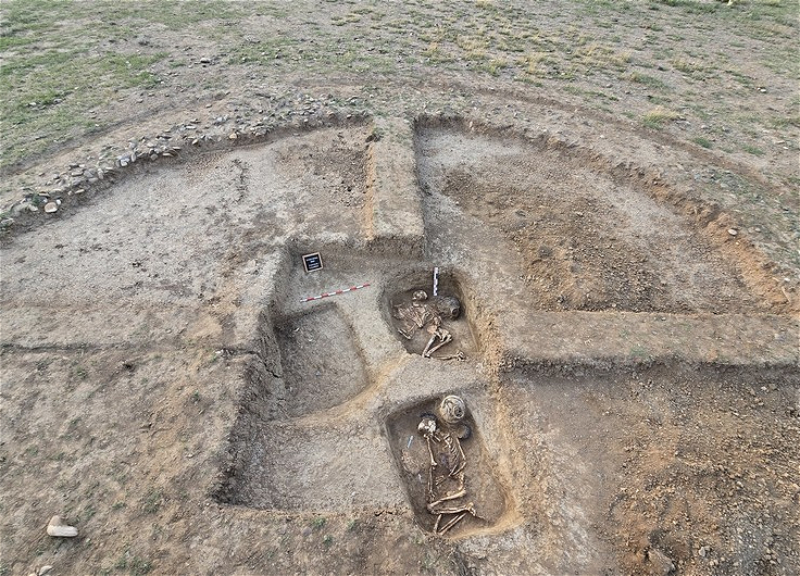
[{"left": 1, "top": 3, "right": 799, "bottom": 576}]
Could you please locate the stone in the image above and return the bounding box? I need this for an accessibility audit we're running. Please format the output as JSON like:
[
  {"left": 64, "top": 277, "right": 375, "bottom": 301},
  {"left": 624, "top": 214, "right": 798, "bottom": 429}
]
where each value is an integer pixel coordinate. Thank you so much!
[
  {"left": 47, "top": 515, "right": 78, "bottom": 538},
  {"left": 647, "top": 548, "right": 675, "bottom": 575},
  {"left": 38, "top": 566, "right": 53, "bottom": 576},
  {"left": 44, "top": 202, "right": 58, "bottom": 213}
]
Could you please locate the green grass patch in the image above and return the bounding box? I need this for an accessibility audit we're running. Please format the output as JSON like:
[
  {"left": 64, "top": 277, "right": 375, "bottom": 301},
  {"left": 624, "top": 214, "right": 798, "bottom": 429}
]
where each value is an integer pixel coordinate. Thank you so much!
[
  {"left": 692, "top": 136, "right": 713, "bottom": 149},
  {"left": 643, "top": 106, "right": 679, "bottom": 129},
  {"left": 142, "top": 489, "right": 163, "bottom": 514},
  {"left": 655, "top": 0, "right": 720, "bottom": 14},
  {"left": 741, "top": 144, "right": 765, "bottom": 156},
  {"left": 628, "top": 71, "right": 668, "bottom": 89}
]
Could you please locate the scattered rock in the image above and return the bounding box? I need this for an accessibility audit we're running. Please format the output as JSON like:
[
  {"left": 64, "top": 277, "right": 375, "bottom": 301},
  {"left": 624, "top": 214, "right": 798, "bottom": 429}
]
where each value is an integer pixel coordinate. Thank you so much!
[
  {"left": 38, "top": 566, "right": 53, "bottom": 576},
  {"left": 44, "top": 202, "right": 58, "bottom": 214},
  {"left": 727, "top": 228, "right": 738, "bottom": 236},
  {"left": 698, "top": 545, "right": 711, "bottom": 558},
  {"left": 47, "top": 515, "right": 78, "bottom": 538},
  {"left": 647, "top": 547, "right": 675, "bottom": 575}
]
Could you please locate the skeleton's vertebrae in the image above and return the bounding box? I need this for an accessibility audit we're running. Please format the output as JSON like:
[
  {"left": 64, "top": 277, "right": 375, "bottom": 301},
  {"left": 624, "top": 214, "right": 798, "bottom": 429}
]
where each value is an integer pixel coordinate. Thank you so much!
[{"left": 416, "top": 395, "right": 476, "bottom": 536}]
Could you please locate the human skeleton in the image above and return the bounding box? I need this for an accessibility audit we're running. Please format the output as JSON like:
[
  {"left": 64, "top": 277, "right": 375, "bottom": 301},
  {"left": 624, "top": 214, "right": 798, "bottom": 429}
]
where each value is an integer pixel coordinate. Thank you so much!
[
  {"left": 416, "top": 395, "right": 477, "bottom": 535},
  {"left": 393, "top": 290, "right": 462, "bottom": 358}
]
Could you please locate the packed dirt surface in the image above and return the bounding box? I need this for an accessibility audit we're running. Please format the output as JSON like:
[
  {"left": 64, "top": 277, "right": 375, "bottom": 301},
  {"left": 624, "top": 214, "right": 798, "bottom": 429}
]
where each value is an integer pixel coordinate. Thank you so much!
[{"left": 1, "top": 2, "right": 799, "bottom": 576}]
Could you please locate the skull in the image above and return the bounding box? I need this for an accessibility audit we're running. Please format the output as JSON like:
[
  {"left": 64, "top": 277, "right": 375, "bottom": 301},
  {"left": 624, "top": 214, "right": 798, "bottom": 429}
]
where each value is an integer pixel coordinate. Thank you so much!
[
  {"left": 412, "top": 290, "right": 428, "bottom": 301},
  {"left": 417, "top": 414, "right": 438, "bottom": 436}
]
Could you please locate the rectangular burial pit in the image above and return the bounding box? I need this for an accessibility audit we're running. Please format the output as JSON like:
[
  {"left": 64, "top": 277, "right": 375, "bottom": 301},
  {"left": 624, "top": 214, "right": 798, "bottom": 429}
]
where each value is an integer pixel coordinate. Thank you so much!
[
  {"left": 274, "top": 304, "right": 369, "bottom": 417},
  {"left": 386, "top": 395, "right": 508, "bottom": 538},
  {"left": 386, "top": 270, "right": 478, "bottom": 360}
]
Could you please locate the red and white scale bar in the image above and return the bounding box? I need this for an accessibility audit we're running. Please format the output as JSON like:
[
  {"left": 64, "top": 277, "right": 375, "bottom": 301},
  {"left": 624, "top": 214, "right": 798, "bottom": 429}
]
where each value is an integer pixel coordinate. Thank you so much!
[{"left": 300, "top": 283, "right": 371, "bottom": 303}]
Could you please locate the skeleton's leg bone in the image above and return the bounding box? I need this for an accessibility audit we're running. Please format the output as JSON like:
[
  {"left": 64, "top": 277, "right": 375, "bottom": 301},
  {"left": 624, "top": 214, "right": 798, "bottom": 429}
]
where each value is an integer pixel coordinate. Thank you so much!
[
  {"left": 431, "top": 502, "right": 475, "bottom": 517},
  {"left": 433, "top": 513, "right": 442, "bottom": 534},
  {"left": 438, "top": 512, "right": 468, "bottom": 536},
  {"left": 426, "top": 337, "right": 453, "bottom": 357},
  {"left": 426, "top": 489, "right": 467, "bottom": 512},
  {"left": 422, "top": 333, "right": 438, "bottom": 357}
]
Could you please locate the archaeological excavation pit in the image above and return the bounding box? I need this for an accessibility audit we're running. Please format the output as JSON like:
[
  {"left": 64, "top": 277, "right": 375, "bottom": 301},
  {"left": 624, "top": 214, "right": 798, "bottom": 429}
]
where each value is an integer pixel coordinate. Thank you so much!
[
  {"left": 385, "top": 269, "right": 479, "bottom": 361},
  {"left": 0, "top": 7, "right": 797, "bottom": 565},
  {"left": 272, "top": 303, "right": 369, "bottom": 418},
  {"left": 415, "top": 122, "right": 793, "bottom": 315},
  {"left": 385, "top": 394, "right": 510, "bottom": 538}
]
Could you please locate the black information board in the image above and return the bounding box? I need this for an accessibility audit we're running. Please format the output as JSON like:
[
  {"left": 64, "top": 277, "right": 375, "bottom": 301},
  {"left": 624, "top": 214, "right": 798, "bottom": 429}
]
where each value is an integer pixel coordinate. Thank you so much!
[{"left": 302, "top": 252, "right": 323, "bottom": 272}]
